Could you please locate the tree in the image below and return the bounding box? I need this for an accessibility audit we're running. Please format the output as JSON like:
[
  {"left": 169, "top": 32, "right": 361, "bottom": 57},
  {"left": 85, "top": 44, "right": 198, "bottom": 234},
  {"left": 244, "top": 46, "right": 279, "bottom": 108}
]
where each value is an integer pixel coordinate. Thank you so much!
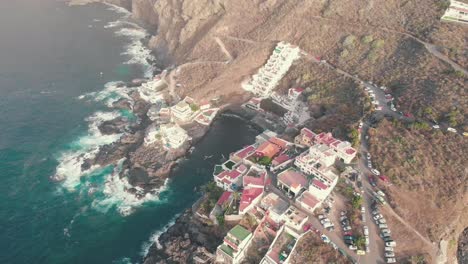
[
  {"left": 216, "top": 215, "right": 225, "bottom": 226},
  {"left": 355, "top": 235, "right": 366, "bottom": 249},
  {"left": 351, "top": 195, "right": 363, "bottom": 209}
]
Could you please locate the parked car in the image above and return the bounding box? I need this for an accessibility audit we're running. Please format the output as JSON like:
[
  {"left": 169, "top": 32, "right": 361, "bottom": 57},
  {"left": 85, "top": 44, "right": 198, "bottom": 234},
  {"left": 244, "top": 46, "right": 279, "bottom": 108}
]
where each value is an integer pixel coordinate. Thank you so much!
[
  {"left": 344, "top": 239, "right": 355, "bottom": 245},
  {"left": 383, "top": 236, "right": 393, "bottom": 242},
  {"left": 372, "top": 210, "right": 380, "bottom": 216},
  {"left": 318, "top": 214, "right": 326, "bottom": 220},
  {"left": 344, "top": 231, "right": 353, "bottom": 236},
  {"left": 379, "top": 218, "right": 387, "bottom": 224},
  {"left": 343, "top": 226, "right": 352, "bottom": 231},
  {"left": 330, "top": 242, "right": 338, "bottom": 249},
  {"left": 363, "top": 226, "right": 369, "bottom": 236},
  {"left": 373, "top": 214, "right": 382, "bottom": 221},
  {"left": 366, "top": 153, "right": 371, "bottom": 160},
  {"left": 344, "top": 235, "right": 355, "bottom": 241},
  {"left": 371, "top": 169, "right": 380, "bottom": 176},
  {"left": 381, "top": 233, "right": 392, "bottom": 239},
  {"left": 340, "top": 216, "right": 348, "bottom": 221},
  {"left": 366, "top": 245, "right": 370, "bottom": 253},
  {"left": 368, "top": 175, "right": 376, "bottom": 187},
  {"left": 367, "top": 162, "right": 372, "bottom": 168},
  {"left": 386, "top": 257, "right": 397, "bottom": 263},
  {"left": 447, "top": 127, "right": 457, "bottom": 133},
  {"left": 340, "top": 211, "right": 347, "bottom": 216},
  {"left": 432, "top": 124, "right": 440, "bottom": 129},
  {"left": 385, "top": 252, "right": 395, "bottom": 258},
  {"left": 321, "top": 234, "right": 330, "bottom": 243},
  {"left": 379, "top": 175, "right": 390, "bottom": 183},
  {"left": 385, "top": 247, "right": 394, "bottom": 252},
  {"left": 341, "top": 220, "right": 350, "bottom": 226},
  {"left": 377, "top": 190, "right": 386, "bottom": 197},
  {"left": 361, "top": 206, "right": 366, "bottom": 213},
  {"left": 379, "top": 224, "right": 388, "bottom": 229},
  {"left": 381, "top": 228, "right": 391, "bottom": 234},
  {"left": 365, "top": 236, "right": 370, "bottom": 246},
  {"left": 348, "top": 245, "right": 357, "bottom": 250}
]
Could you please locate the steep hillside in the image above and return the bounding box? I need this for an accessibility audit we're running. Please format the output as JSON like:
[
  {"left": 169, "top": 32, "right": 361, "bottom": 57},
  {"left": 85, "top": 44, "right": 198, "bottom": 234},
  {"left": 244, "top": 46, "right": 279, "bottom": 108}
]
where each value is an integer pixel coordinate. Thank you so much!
[{"left": 369, "top": 119, "right": 468, "bottom": 262}]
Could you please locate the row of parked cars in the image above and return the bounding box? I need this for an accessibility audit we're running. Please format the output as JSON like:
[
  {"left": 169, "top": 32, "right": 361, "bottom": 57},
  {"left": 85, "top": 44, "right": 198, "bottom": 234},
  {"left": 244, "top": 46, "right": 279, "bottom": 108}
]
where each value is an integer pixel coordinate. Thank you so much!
[
  {"left": 340, "top": 211, "right": 360, "bottom": 251},
  {"left": 371, "top": 208, "right": 397, "bottom": 263}
]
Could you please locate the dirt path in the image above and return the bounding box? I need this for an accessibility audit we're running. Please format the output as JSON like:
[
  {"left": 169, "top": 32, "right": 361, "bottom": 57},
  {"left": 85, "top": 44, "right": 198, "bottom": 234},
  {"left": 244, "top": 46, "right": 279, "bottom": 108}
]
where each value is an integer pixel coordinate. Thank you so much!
[{"left": 213, "top": 36, "right": 234, "bottom": 61}]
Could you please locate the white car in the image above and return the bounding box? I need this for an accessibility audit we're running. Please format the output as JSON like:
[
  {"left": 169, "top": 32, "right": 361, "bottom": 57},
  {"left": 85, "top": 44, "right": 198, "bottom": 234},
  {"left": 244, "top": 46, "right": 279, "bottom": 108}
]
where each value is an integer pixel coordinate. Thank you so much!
[
  {"left": 385, "top": 247, "right": 394, "bottom": 252},
  {"left": 365, "top": 236, "right": 370, "bottom": 246},
  {"left": 385, "top": 252, "right": 395, "bottom": 258},
  {"left": 379, "top": 224, "right": 388, "bottom": 229},
  {"left": 432, "top": 124, "right": 440, "bottom": 129},
  {"left": 379, "top": 218, "right": 387, "bottom": 224},
  {"left": 343, "top": 226, "right": 352, "bottom": 231},
  {"left": 321, "top": 234, "right": 330, "bottom": 243},
  {"left": 366, "top": 245, "right": 370, "bottom": 253},
  {"left": 366, "top": 153, "right": 371, "bottom": 159},
  {"left": 363, "top": 226, "right": 369, "bottom": 236},
  {"left": 371, "top": 169, "right": 380, "bottom": 176},
  {"left": 386, "top": 257, "right": 396, "bottom": 263},
  {"left": 381, "top": 228, "right": 391, "bottom": 234},
  {"left": 368, "top": 163, "right": 372, "bottom": 168},
  {"left": 318, "top": 214, "right": 326, "bottom": 220},
  {"left": 361, "top": 206, "right": 366, "bottom": 213},
  {"left": 372, "top": 210, "right": 380, "bottom": 216},
  {"left": 385, "top": 241, "right": 396, "bottom": 247},
  {"left": 349, "top": 245, "right": 357, "bottom": 250},
  {"left": 447, "top": 127, "right": 457, "bottom": 133},
  {"left": 359, "top": 122, "right": 363, "bottom": 129}
]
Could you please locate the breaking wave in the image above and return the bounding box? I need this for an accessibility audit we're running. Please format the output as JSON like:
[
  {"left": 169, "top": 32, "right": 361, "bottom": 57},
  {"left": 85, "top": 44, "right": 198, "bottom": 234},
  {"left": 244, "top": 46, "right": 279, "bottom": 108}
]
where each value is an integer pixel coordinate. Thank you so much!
[
  {"left": 78, "top": 81, "right": 134, "bottom": 108},
  {"left": 140, "top": 212, "right": 181, "bottom": 256},
  {"left": 54, "top": 111, "right": 122, "bottom": 190},
  {"left": 90, "top": 159, "right": 170, "bottom": 216}
]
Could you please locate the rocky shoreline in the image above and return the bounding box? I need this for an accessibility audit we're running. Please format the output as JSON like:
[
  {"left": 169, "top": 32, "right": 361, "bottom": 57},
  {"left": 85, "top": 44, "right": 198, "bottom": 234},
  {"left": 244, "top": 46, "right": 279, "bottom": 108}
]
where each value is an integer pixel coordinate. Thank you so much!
[{"left": 142, "top": 208, "right": 231, "bottom": 264}]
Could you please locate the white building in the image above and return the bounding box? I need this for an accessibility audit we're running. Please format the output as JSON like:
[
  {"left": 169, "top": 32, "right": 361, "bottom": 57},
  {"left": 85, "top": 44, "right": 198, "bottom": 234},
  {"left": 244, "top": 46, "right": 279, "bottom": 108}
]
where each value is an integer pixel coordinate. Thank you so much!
[
  {"left": 258, "top": 193, "right": 289, "bottom": 224},
  {"left": 242, "top": 42, "right": 301, "bottom": 98},
  {"left": 159, "top": 124, "right": 190, "bottom": 149},
  {"left": 170, "top": 100, "right": 193, "bottom": 123},
  {"left": 216, "top": 225, "right": 253, "bottom": 264},
  {"left": 294, "top": 145, "right": 339, "bottom": 188},
  {"left": 281, "top": 206, "right": 309, "bottom": 231},
  {"left": 441, "top": 0, "right": 468, "bottom": 24}
]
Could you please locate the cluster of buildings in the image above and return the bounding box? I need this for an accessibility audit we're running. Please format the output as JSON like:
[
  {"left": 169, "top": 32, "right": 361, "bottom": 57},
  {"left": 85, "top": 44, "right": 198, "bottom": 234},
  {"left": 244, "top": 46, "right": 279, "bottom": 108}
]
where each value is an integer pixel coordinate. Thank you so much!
[
  {"left": 144, "top": 95, "right": 219, "bottom": 150},
  {"left": 212, "top": 128, "right": 357, "bottom": 263},
  {"left": 242, "top": 42, "right": 300, "bottom": 98},
  {"left": 441, "top": 0, "right": 468, "bottom": 24}
]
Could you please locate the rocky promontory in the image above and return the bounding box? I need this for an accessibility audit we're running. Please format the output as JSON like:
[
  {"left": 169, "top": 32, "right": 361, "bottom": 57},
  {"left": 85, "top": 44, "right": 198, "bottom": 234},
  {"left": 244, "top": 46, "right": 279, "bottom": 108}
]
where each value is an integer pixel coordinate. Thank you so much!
[{"left": 143, "top": 208, "right": 229, "bottom": 264}]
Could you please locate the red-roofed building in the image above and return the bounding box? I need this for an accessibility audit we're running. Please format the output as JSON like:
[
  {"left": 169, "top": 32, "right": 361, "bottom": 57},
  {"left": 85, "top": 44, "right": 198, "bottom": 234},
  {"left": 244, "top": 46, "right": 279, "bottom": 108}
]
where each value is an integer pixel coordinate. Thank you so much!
[
  {"left": 215, "top": 165, "right": 248, "bottom": 191},
  {"left": 297, "top": 191, "right": 321, "bottom": 213},
  {"left": 277, "top": 168, "right": 308, "bottom": 197},
  {"left": 231, "top": 145, "right": 256, "bottom": 163},
  {"left": 294, "top": 128, "right": 317, "bottom": 146},
  {"left": 243, "top": 166, "right": 268, "bottom": 189},
  {"left": 314, "top": 132, "right": 356, "bottom": 164},
  {"left": 308, "top": 178, "right": 333, "bottom": 201},
  {"left": 239, "top": 188, "right": 264, "bottom": 215},
  {"left": 217, "top": 191, "right": 233, "bottom": 209},
  {"left": 255, "top": 141, "right": 281, "bottom": 159}
]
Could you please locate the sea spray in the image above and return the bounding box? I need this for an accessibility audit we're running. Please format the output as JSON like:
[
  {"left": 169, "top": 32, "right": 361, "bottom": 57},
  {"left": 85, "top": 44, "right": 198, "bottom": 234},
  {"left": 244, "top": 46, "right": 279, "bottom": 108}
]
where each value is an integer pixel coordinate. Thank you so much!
[
  {"left": 54, "top": 111, "right": 122, "bottom": 190},
  {"left": 140, "top": 212, "right": 181, "bottom": 256}
]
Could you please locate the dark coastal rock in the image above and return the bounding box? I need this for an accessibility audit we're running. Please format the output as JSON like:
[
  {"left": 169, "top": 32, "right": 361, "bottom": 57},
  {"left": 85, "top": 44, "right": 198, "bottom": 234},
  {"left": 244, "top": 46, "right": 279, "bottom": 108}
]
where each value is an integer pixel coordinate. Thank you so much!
[
  {"left": 143, "top": 209, "right": 229, "bottom": 264},
  {"left": 112, "top": 98, "right": 132, "bottom": 110},
  {"left": 98, "top": 117, "right": 128, "bottom": 135}
]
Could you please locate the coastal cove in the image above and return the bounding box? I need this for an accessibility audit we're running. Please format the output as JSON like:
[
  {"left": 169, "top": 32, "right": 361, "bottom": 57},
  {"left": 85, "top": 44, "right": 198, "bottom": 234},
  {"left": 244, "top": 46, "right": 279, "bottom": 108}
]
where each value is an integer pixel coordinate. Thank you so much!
[{"left": 0, "top": 1, "right": 259, "bottom": 263}]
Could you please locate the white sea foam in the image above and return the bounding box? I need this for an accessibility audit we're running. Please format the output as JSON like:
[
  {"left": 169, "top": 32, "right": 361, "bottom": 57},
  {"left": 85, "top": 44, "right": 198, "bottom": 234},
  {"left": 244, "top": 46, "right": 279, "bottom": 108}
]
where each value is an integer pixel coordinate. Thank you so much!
[
  {"left": 78, "top": 81, "right": 134, "bottom": 108},
  {"left": 104, "top": 3, "right": 131, "bottom": 17},
  {"left": 91, "top": 159, "right": 169, "bottom": 216},
  {"left": 140, "top": 212, "right": 181, "bottom": 256},
  {"left": 55, "top": 111, "right": 122, "bottom": 190}
]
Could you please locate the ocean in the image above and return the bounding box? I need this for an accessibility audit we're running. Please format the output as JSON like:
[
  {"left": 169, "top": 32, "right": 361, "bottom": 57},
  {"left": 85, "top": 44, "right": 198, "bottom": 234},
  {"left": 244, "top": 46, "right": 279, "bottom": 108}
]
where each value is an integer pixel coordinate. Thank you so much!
[{"left": 0, "top": 1, "right": 258, "bottom": 263}]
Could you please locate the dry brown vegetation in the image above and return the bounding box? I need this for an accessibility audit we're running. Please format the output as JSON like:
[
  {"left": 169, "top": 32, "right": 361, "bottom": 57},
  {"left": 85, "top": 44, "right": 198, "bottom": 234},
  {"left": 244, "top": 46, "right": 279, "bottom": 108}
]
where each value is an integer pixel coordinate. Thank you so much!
[
  {"left": 289, "top": 231, "right": 351, "bottom": 264},
  {"left": 369, "top": 120, "right": 468, "bottom": 259}
]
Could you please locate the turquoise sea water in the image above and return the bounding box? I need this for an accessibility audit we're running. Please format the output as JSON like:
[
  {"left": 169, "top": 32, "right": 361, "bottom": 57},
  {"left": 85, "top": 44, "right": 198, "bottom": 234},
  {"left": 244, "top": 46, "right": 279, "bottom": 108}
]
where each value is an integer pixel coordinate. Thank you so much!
[{"left": 0, "top": 1, "right": 259, "bottom": 263}]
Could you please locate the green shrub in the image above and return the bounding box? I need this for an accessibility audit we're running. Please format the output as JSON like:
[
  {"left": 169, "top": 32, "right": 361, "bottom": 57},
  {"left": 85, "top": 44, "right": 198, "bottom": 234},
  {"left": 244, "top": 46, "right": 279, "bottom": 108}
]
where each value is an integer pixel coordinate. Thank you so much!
[
  {"left": 371, "top": 39, "right": 385, "bottom": 49},
  {"left": 343, "top": 35, "right": 357, "bottom": 47},
  {"left": 361, "top": 35, "right": 374, "bottom": 44}
]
